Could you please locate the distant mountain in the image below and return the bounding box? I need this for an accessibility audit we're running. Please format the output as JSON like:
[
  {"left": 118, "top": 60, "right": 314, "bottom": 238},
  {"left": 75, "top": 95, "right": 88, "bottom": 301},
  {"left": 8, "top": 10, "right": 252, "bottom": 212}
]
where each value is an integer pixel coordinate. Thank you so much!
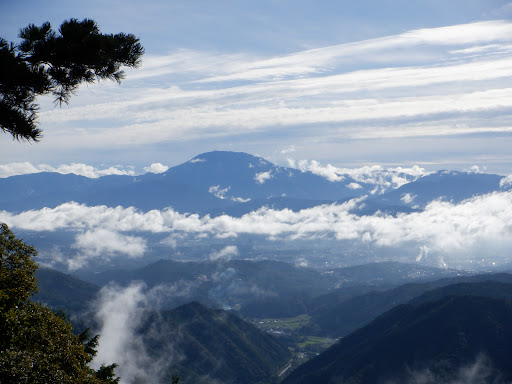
[
  {"left": 33, "top": 267, "right": 291, "bottom": 383},
  {"left": 330, "top": 261, "right": 466, "bottom": 287},
  {"left": 140, "top": 302, "right": 291, "bottom": 384},
  {"left": 302, "top": 273, "right": 512, "bottom": 337},
  {"left": 373, "top": 170, "right": 507, "bottom": 208},
  {"left": 38, "top": 259, "right": 472, "bottom": 322},
  {"left": 283, "top": 292, "right": 512, "bottom": 384},
  {"left": 78, "top": 258, "right": 336, "bottom": 311},
  {"left": 1, "top": 151, "right": 508, "bottom": 216},
  {"left": 0, "top": 172, "right": 94, "bottom": 212},
  {"left": 0, "top": 151, "right": 368, "bottom": 213},
  {"left": 34, "top": 267, "right": 100, "bottom": 314},
  {"left": 410, "top": 280, "right": 512, "bottom": 305},
  {"left": 162, "top": 151, "right": 363, "bottom": 202},
  {"left": 240, "top": 261, "right": 467, "bottom": 319}
]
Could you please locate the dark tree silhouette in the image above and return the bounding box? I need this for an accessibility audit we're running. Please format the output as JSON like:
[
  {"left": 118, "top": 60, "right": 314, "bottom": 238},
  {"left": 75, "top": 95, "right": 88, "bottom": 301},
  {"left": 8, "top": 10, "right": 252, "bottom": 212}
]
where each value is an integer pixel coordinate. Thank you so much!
[
  {"left": 0, "top": 18, "right": 144, "bottom": 142},
  {"left": 0, "top": 223, "right": 119, "bottom": 383}
]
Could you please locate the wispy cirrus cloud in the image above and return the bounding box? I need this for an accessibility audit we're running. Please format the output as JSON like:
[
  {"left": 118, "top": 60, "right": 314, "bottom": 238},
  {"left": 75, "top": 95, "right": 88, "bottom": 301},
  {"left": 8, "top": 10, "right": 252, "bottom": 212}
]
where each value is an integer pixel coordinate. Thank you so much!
[
  {"left": 30, "top": 20, "right": 512, "bottom": 150},
  {"left": 3, "top": 19, "right": 512, "bottom": 173},
  {"left": 122, "top": 21, "right": 512, "bottom": 85}
]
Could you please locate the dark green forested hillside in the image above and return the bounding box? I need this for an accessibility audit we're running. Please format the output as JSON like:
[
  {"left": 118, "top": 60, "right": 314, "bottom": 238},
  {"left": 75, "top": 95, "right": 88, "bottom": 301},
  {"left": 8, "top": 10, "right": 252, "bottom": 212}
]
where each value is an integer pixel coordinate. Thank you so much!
[
  {"left": 33, "top": 267, "right": 292, "bottom": 383},
  {"left": 410, "top": 280, "right": 512, "bottom": 305},
  {"left": 34, "top": 267, "right": 100, "bottom": 313},
  {"left": 79, "top": 258, "right": 336, "bottom": 314},
  {"left": 301, "top": 273, "right": 512, "bottom": 337},
  {"left": 140, "top": 302, "right": 292, "bottom": 384},
  {"left": 283, "top": 293, "right": 512, "bottom": 384},
  {"left": 32, "top": 264, "right": 512, "bottom": 384}
]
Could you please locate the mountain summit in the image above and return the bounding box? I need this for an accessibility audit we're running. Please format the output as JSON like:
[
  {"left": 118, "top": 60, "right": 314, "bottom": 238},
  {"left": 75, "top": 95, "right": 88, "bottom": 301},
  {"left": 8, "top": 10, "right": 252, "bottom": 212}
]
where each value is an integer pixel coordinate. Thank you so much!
[
  {"left": 0, "top": 151, "right": 366, "bottom": 213},
  {"left": 0, "top": 151, "right": 508, "bottom": 214}
]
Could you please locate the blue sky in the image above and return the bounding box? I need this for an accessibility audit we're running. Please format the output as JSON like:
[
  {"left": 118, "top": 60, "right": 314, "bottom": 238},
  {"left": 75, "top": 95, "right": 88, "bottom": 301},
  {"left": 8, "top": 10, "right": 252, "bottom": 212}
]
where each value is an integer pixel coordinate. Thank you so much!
[{"left": 2, "top": 0, "right": 512, "bottom": 174}]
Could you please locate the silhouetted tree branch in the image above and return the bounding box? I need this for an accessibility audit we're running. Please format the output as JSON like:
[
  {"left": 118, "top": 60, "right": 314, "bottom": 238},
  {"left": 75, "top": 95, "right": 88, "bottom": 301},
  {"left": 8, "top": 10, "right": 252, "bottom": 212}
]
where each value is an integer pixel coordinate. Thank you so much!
[{"left": 0, "top": 18, "right": 144, "bottom": 142}]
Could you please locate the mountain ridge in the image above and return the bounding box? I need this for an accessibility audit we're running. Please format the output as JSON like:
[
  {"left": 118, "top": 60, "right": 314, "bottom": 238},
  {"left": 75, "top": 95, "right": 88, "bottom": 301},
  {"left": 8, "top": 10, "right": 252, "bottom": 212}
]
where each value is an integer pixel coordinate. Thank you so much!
[
  {"left": 283, "top": 293, "right": 512, "bottom": 384},
  {"left": 1, "top": 151, "right": 508, "bottom": 216}
]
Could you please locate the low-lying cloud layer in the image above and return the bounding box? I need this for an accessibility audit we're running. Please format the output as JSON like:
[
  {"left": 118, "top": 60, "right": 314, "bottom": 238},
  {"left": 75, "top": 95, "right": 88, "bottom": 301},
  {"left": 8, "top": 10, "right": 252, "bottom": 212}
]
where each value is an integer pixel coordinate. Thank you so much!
[
  {"left": 209, "top": 245, "right": 239, "bottom": 261},
  {"left": 385, "top": 354, "right": 506, "bottom": 384},
  {"left": 92, "top": 283, "right": 184, "bottom": 384},
  {"left": 292, "top": 159, "right": 430, "bottom": 192},
  {"left": 3, "top": 190, "right": 512, "bottom": 269}
]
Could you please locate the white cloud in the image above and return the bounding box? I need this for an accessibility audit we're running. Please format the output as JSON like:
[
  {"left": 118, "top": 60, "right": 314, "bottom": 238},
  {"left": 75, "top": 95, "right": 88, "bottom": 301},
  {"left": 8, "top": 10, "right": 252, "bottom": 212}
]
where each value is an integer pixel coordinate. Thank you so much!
[
  {"left": 209, "top": 245, "right": 239, "bottom": 261},
  {"left": 347, "top": 182, "right": 362, "bottom": 190},
  {"left": 4, "top": 191, "right": 512, "bottom": 269},
  {"left": 231, "top": 196, "right": 251, "bottom": 203},
  {"left": 195, "top": 21, "right": 512, "bottom": 84},
  {"left": 189, "top": 158, "right": 206, "bottom": 163},
  {"left": 389, "top": 354, "right": 499, "bottom": 384},
  {"left": 281, "top": 145, "right": 296, "bottom": 154},
  {"left": 254, "top": 171, "right": 272, "bottom": 184},
  {"left": 298, "top": 160, "right": 344, "bottom": 182},
  {"left": 71, "top": 229, "right": 147, "bottom": 269},
  {"left": 468, "top": 165, "right": 483, "bottom": 174},
  {"left": 209, "top": 185, "right": 251, "bottom": 202},
  {"left": 92, "top": 282, "right": 184, "bottom": 384},
  {"left": 57, "top": 164, "right": 135, "bottom": 178},
  {"left": 209, "top": 185, "right": 231, "bottom": 199},
  {"left": 0, "top": 162, "right": 45, "bottom": 178},
  {"left": 16, "top": 20, "right": 512, "bottom": 159},
  {"left": 143, "top": 163, "right": 169, "bottom": 174},
  {"left": 416, "top": 245, "right": 429, "bottom": 262},
  {"left": 93, "top": 283, "right": 149, "bottom": 384},
  {"left": 401, "top": 193, "right": 416, "bottom": 204},
  {"left": 403, "top": 20, "right": 512, "bottom": 46},
  {"left": 500, "top": 175, "right": 512, "bottom": 188},
  {"left": 296, "top": 160, "right": 430, "bottom": 192}
]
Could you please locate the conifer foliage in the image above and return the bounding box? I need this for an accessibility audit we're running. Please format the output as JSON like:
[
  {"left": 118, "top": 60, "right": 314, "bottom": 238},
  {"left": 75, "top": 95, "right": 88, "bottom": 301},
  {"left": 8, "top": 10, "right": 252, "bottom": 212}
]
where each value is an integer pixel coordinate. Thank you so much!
[
  {"left": 0, "top": 223, "right": 119, "bottom": 384},
  {"left": 0, "top": 18, "right": 144, "bottom": 142}
]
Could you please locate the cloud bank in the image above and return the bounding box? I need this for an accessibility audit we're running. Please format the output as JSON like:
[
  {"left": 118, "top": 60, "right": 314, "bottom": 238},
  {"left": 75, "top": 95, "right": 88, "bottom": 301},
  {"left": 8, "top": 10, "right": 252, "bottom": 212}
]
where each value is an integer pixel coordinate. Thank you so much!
[
  {"left": 294, "top": 159, "right": 430, "bottom": 192},
  {"left": 3, "top": 190, "right": 512, "bottom": 269}
]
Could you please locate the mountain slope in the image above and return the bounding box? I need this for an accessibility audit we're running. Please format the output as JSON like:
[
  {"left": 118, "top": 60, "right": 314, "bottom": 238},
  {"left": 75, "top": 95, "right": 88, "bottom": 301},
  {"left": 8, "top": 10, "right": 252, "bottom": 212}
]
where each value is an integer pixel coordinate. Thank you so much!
[
  {"left": 34, "top": 267, "right": 100, "bottom": 314},
  {"left": 79, "top": 258, "right": 336, "bottom": 311},
  {"left": 1, "top": 152, "right": 509, "bottom": 216},
  {"left": 0, "top": 151, "right": 367, "bottom": 213},
  {"left": 141, "top": 302, "right": 292, "bottom": 384},
  {"left": 283, "top": 294, "right": 512, "bottom": 384},
  {"left": 302, "top": 273, "right": 512, "bottom": 337},
  {"left": 376, "top": 170, "right": 506, "bottom": 208}
]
